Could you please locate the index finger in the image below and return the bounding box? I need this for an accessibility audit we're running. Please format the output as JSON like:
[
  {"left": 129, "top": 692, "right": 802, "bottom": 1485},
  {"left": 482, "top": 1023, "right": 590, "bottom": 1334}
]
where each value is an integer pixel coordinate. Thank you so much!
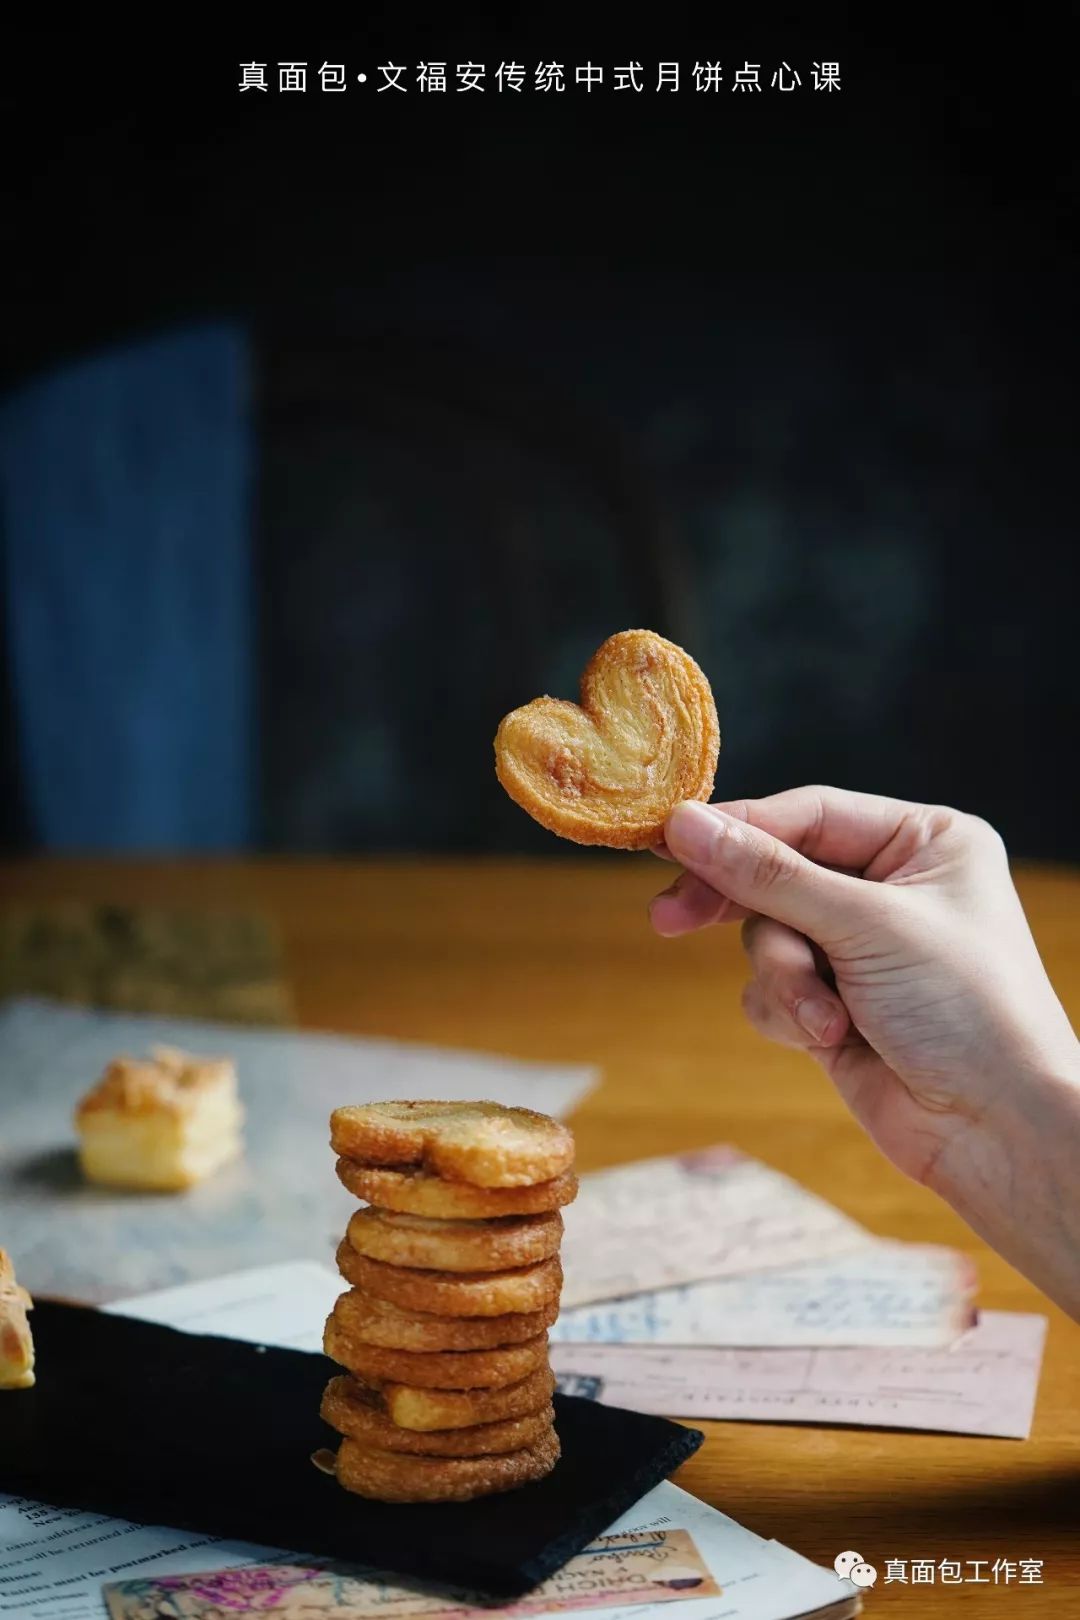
[{"left": 700, "top": 785, "right": 932, "bottom": 872}]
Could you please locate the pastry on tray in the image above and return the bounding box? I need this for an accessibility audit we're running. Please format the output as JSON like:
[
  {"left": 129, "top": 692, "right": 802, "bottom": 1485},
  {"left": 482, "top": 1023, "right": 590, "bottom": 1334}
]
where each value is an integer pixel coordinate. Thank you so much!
[
  {"left": 338, "top": 1365, "right": 557, "bottom": 1433},
  {"left": 321, "top": 1374, "right": 555, "bottom": 1456},
  {"left": 343, "top": 1206, "right": 563, "bottom": 1272},
  {"left": 336, "top": 1159, "right": 578, "bottom": 1218},
  {"left": 320, "top": 1098, "right": 576, "bottom": 1501},
  {"left": 333, "top": 1432, "right": 563, "bottom": 1503},
  {"left": 494, "top": 627, "right": 719, "bottom": 849},
  {"left": 326, "top": 1282, "right": 558, "bottom": 1350},
  {"left": 330, "top": 1100, "right": 573, "bottom": 1189},
  {"left": 335, "top": 1247, "right": 563, "bottom": 1316},
  {"left": 74, "top": 1045, "right": 244, "bottom": 1190},
  {"left": 0, "top": 1248, "right": 35, "bottom": 1390},
  {"left": 323, "top": 1328, "right": 550, "bottom": 1390},
  {"left": 332, "top": 1428, "right": 560, "bottom": 1503}
]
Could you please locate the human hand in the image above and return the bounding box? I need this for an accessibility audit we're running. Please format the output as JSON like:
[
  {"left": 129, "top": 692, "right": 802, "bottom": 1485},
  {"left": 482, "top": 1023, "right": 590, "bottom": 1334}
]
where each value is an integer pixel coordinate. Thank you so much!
[{"left": 648, "top": 788, "right": 1080, "bottom": 1200}]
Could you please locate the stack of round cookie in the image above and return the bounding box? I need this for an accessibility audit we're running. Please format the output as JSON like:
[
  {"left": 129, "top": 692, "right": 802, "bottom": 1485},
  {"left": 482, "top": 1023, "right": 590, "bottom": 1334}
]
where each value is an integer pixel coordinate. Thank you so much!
[{"left": 320, "top": 1100, "right": 577, "bottom": 1503}]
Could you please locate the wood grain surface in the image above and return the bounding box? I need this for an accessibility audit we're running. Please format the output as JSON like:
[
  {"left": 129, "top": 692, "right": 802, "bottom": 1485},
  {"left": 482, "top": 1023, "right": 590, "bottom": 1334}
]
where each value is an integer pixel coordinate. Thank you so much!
[{"left": 2, "top": 855, "right": 1078, "bottom": 1609}]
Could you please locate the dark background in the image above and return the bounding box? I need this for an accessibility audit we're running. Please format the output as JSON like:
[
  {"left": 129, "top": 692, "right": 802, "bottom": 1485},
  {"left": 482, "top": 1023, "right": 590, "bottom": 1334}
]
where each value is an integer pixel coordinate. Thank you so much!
[{"left": 2, "top": 14, "right": 1077, "bottom": 859}]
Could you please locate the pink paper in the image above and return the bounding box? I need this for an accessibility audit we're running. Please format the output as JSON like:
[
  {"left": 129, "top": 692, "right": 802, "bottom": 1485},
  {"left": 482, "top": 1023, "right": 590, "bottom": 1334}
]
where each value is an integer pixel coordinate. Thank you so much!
[
  {"left": 550, "top": 1310, "right": 1048, "bottom": 1439},
  {"left": 560, "top": 1146, "right": 873, "bottom": 1308},
  {"left": 553, "top": 1242, "right": 977, "bottom": 1350}
]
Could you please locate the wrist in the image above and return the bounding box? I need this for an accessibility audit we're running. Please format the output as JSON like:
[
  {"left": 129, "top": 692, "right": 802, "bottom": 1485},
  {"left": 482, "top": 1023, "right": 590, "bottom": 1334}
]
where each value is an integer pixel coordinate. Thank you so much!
[{"left": 928, "top": 1047, "right": 1080, "bottom": 1320}]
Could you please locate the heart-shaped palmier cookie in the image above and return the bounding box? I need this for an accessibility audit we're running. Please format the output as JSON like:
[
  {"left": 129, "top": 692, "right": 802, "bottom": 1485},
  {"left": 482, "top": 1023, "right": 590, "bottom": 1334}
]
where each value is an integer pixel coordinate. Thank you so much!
[{"left": 494, "top": 629, "right": 719, "bottom": 849}]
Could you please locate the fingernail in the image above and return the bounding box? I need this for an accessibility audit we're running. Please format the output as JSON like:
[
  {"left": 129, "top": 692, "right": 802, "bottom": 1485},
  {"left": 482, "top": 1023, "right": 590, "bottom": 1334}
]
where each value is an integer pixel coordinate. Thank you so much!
[
  {"left": 796, "top": 997, "right": 837, "bottom": 1043},
  {"left": 666, "top": 802, "right": 721, "bottom": 865},
  {"left": 647, "top": 872, "right": 684, "bottom": 917}
]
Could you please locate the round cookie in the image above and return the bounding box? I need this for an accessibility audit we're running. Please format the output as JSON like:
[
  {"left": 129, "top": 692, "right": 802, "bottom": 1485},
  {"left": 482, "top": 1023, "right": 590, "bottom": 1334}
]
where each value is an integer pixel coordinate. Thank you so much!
[
  {"left": 371, "top": 1365, "right": 556, "bottom": 1431},
  {"left": 332, "top": 1427, "right": 559, "bottom": 1501},
  {"left": 344, "top": 1206, "right": 562, "bottom": 1273},
  {"left": 338, "top": 1248, "right": 563, "bottom": 1317},
  {"left": 321, "top": 1375, "right": 555, "bottom": 1456},
  {"left": 324, "top": 1319, "right": 549, "bottom": 1389},
  {"left": 328, "top": 1281, "right": 557, "bottom": 1351},
  {"left": 329, "top": 1101, "right": 574, "bottom": 1189},
  {"left": 336, "top": 1159, "right": 578, "bottom": 1218}
]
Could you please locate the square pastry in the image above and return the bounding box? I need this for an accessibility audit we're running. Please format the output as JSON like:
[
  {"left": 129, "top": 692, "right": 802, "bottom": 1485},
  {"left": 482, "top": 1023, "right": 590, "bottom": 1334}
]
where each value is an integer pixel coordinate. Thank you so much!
[{"left": 74, "top": 1045, "right": 244, "bottom": 1190}]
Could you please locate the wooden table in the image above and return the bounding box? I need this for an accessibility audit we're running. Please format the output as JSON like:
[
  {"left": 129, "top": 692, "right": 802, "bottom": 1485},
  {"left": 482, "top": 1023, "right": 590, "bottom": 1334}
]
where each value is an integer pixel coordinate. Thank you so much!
[{"left": 3, "top": 856, "right": 1078, "bottom": 1611}]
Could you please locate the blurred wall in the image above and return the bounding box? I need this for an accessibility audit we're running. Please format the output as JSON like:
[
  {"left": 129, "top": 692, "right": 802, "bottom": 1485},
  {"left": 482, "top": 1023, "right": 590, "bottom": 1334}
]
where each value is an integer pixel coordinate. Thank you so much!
[
  {"left": 2, "top": 22, "right": 1076, "bottom": 859},
  {"left": 256, "top": 269, "right": 1076, "bottom": 859}
]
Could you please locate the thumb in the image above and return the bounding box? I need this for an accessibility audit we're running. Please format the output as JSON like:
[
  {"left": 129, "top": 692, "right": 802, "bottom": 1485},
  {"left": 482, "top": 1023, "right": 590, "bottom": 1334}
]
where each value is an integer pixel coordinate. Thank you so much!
[{"left": 664, "top": 801, "right": 871, "bottom": 944}]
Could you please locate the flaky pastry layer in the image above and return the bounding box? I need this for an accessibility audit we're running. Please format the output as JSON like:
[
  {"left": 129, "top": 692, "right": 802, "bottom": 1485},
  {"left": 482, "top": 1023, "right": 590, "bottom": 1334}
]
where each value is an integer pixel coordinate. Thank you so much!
[
  {"left": 494, "top": 628, "right": 719, "bottom": 849},
  {"left": 337, "top": 1248, "right": 563, "bottom": 1317},
  {"left": 324, "top": 1315, "right": 549, "bottom": 1388},
  {"left": 74, "top": 1046, "right": 243, "bottom": 1190},
  {"left": 321, "top": 1374, "right": 555, "bottom": 1456},
  {"left": 336, "top": 1158, "right": 578, "bottom": 1218},
  {"left": 344, "top": 1206, "right": 562, "bottom": 1273},
  {"left": 329, "top": 1100, "right": 574, "bottom": 1189},
  {"left": 75, "top": 1046, "right": 237, "bottom": 1119},
  {"left": 329, "top": 1276, "right": 557, "bottom": 1350},
  {"left": 359, "top": 1364, "right": 557, "bottom": 1431},
  {"left": 332, "top": 1426, "right": 559, "bottom": 1501},
  {"left": 0, "top": 1248, "right": 34, "bottom": 1390}
]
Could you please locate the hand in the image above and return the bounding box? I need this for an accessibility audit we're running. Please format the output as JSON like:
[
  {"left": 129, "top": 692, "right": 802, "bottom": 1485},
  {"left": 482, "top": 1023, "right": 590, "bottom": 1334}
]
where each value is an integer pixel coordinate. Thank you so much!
[{"left": 648, "top": 787, "right": 1080, "bottom": 1315}]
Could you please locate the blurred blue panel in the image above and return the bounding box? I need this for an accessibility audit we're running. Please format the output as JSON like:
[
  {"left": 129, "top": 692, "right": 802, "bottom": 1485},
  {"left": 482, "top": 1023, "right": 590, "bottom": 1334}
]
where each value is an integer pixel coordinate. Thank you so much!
[{"left": 0, "top": 323, "right": 253, "bottom": 850}]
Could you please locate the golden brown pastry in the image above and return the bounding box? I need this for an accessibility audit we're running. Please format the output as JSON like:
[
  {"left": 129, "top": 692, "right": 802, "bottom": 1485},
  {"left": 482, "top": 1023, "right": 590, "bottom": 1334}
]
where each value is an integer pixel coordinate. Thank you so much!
[
  {"left": 329, "top": 1100, "right": 573, "bottom": 1189},
  {"left": 321, "top": 1375, "right": 555, "bottom": 1456},
  {"left": 74, "top": 1045, "right": 243, "bottom": 1190},
  {"left": 494, "top": 628, "right": 719, "bottom": 849},
  {"left": 326, "top": 1282, "right": 557, "bottom": 1351},
  {"left": 324, "top": 1322, "right": 549, "bottom": 1389},
  {"left": 343, "top": 1207, "right": 563, "bottom": 1273},
  {"left": 336, "top": 1158, "right": 578, "bottom": 1219},
  {"left": 332, "top": 1428, "right": 559, "bottom": 1502},
  {"left": 0, "top": 1249, "right": 34, "bottom": 1390},
  {"left": 337, "top": 1247, "right": 563, "bottom": 1317},
  {"left": 359, "top": 1364, "right": 556, "bottom": 1431},
  {"left": 322, "top": 1096, "right": 575, "bottom": 1502}
]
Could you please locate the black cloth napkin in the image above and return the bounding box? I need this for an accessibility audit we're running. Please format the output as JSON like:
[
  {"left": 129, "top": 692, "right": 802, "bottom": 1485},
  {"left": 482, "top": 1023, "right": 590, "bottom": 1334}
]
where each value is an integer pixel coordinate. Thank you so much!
[{"left": 0, "top": 1301, "right": 703, "bottom": 1598}]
